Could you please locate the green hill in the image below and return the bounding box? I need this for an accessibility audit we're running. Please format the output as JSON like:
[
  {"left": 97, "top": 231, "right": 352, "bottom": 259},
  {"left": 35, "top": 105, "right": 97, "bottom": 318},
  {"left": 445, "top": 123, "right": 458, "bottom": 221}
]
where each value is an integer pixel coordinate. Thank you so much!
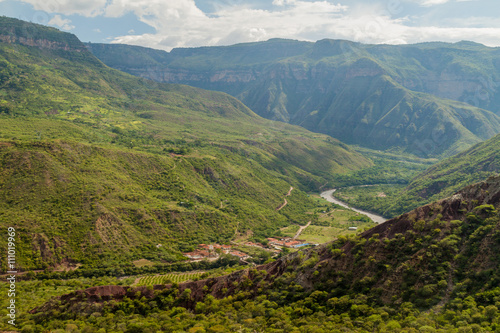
[
  {"left": 330, "top": 132, "right": 500, "bottom": 218},
  {"left": 26, "top": 176, "right": 500, "bottom": 332},
  {"left": 87, "top": 39, "right": 500, "bottom": 158},
  {"left": 386, "top": 133, "right": 500, "bottom": 215},
  {"left": 0, "top": 17, "right": 371, "bottom": 270}
]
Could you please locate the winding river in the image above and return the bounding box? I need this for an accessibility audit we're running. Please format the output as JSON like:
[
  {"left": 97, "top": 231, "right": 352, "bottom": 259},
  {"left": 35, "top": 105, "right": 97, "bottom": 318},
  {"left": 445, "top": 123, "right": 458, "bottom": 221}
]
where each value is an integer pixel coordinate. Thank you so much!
[{"left": 320, "top": 189, "right": 388, "bottom": 224}]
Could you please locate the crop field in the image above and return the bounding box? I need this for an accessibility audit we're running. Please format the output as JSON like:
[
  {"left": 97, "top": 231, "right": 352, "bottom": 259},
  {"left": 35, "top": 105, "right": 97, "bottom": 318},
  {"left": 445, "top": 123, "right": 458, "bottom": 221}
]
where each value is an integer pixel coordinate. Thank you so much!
[
  {"left": 135, "top": 272, "right": 205, "bottom": 286},
  {"left": 280, "top": 196, "right": 376, "bottom": 244}
]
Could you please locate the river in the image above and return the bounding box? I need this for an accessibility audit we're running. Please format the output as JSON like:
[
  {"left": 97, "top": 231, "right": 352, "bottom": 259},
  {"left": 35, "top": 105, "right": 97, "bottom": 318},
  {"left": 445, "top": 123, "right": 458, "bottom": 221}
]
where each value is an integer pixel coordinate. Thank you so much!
[{"left": 320, "top": 189, "right": 387, "bottom": 224}]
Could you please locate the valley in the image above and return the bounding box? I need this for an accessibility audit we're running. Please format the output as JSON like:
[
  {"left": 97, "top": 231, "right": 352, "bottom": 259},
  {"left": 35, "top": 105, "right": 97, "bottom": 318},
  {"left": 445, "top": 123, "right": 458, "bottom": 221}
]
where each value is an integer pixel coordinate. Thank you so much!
[
  {"left": 1, "top": 15, "right": 500, "bottom": 333},
  {"left": 16, "top": 176, "right": 500, "bottom": 332}
]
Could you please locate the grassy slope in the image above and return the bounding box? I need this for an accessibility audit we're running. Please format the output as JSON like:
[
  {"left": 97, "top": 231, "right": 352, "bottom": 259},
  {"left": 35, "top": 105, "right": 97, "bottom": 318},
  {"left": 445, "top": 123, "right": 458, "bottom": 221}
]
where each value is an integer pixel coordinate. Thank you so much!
[
  {"left": 0, "top": 17, "right": 372, "bottom": 270},
  {"left": 22, "top": 177, "right": 500, "bottom": 332},
  {"left": 387, "top": 133, "right": 500, "bottom": 215},
  {"left": 332, "top": 132, "right": 500, "bottom": 218}
]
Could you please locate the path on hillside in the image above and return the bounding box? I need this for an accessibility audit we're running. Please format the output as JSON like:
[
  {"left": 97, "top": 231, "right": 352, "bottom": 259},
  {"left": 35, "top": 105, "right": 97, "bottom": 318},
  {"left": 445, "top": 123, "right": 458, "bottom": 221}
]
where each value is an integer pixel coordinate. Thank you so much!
[
  {"left": 293, "top": 221, "right": 311, "bottom": 239},
  {"left": 276, "top": 186, "right": 294, "bottom": 211}
]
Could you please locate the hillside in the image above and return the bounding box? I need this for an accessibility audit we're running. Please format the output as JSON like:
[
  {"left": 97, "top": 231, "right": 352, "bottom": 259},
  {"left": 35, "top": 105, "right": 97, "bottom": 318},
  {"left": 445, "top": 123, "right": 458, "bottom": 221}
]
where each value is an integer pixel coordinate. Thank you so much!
[
  {"left": 87, "top": 39, "right": 500, "bottom": 158},
  {"left": 386, "top": 133, "right": 500, "bottom": 216},
  {"left": 28, "top": 176, "right": 500, "bottom": 332},
  {"left": 0, "top": 17, "right": 372, "bottom": 270}
]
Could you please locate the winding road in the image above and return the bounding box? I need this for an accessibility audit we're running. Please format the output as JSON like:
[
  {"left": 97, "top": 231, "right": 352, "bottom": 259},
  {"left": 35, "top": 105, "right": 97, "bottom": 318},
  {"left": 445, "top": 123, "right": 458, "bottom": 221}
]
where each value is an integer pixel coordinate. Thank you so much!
[
  {"left": 320, "top": 189, "right": 387, "bottom": 224},
  {"left": 276, "top": 186, "right": 294, "bottom": 211}
]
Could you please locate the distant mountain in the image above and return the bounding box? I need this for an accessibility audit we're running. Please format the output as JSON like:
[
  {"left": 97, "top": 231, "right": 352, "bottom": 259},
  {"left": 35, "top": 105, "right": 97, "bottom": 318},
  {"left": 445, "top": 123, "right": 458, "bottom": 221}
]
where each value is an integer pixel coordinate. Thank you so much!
[
  {"left": 87, "top": 39, "right": 500, "bottom": 157},
  {"left": 0, "top": 17, "right": 371, "bottom": 270}
]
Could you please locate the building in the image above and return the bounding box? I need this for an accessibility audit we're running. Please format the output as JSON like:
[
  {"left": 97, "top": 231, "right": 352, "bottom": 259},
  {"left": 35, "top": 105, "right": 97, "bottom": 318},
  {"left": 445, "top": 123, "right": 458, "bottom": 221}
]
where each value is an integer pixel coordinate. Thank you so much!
[
  {"left": 183, "top": 249, "right": 215, "bottom": 260},
  {"left": 228, "top": 250, "right": 250, "bottom": 260},
  {"left": 267, "top": 237, "right": 309, "bottom": 248},
  {"left": 185, "top": 243, "right": 234, "bottom": 259}
]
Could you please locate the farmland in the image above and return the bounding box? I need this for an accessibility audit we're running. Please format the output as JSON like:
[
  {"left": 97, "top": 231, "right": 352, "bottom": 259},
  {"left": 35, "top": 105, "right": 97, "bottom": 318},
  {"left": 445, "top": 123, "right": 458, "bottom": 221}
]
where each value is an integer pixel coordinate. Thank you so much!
[
  {"left": 280, "top": 194, "right": 376, "bottom": 244},
  {"left": 135, "top": 272, "right": 206, "bottom": 286}
]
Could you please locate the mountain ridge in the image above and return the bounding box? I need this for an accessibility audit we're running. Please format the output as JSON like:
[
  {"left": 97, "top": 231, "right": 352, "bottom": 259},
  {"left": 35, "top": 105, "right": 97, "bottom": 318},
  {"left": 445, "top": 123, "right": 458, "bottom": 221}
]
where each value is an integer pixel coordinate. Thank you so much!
[{"left": 86, "top": 38, "right": 500, "bottom": 157}]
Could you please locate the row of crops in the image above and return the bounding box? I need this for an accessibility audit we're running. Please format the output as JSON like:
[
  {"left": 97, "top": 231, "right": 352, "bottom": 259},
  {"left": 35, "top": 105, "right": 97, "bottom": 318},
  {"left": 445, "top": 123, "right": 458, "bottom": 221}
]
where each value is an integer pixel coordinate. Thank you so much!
[{"left": 135, "top": 271, "right": 206, "bottom": 286}]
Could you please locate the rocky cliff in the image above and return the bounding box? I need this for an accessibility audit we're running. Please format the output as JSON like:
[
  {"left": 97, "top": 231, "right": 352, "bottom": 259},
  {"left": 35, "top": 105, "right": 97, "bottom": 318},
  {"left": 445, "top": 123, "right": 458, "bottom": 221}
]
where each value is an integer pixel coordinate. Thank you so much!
[{"left": 0, "top": 17, "right": 87, "bottom": 52}]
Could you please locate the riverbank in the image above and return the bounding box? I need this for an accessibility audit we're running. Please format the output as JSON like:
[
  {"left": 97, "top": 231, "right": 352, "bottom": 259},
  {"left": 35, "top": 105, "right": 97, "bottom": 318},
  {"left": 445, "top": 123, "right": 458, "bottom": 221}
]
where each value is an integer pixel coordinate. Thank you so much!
[{"left": 320, "top": 189, "right": 387, "bottom": 224}]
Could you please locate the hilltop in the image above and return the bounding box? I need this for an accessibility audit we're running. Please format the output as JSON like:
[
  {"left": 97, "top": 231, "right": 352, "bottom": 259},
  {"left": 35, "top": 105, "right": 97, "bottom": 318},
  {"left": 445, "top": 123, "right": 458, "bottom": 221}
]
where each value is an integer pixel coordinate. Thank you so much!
[
  {"left": 0, "top": 17, "right": 371, "bottom": 270},
  {"left": 87, "top": 39, "right": 500, "bottom": 158}
]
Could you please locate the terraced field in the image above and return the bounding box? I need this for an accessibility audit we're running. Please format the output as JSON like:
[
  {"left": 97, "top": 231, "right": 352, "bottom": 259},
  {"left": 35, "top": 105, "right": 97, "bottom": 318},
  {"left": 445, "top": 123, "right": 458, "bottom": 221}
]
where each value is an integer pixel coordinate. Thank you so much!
[{"left": 135, "top": 272, "right": 205, "bottom": 286}]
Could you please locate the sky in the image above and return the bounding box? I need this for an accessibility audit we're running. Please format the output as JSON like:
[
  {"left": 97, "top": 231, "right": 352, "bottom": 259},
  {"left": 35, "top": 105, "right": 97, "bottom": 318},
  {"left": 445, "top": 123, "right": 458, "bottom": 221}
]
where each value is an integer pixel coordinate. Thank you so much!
[{"left": 1, "top": 0, "right": 500, "bottom": 51}]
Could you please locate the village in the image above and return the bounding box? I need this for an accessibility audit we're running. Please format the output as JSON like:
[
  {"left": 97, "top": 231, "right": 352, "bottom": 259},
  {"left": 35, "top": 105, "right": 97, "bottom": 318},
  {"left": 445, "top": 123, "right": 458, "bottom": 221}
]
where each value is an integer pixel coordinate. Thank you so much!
[{"left": 183, "top": 237, "right": 312, "bottom": 261}]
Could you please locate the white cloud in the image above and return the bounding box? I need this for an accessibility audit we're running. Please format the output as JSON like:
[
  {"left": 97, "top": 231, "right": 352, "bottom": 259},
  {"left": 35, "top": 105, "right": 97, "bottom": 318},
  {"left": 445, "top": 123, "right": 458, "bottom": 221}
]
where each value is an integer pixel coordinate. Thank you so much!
[
  {"left": 108, "top": 0, "right": 349, "bottom": 50},
  {"left": 48, "top": 14, "right": 74, "bottom": 30},
  {"left": 9, "top": 0, "right": 500, "bottom": 50},
  {"left": 409, "top": 0, "right": 477, "bottom": 6},
  {"left": 103, "top": 0, "right": 500, "bottom": 50},
  {"left": 19, "top": 0, "right": 107, "bottom": 16},
  {"left": 272, "top": 0, "right": 297, "bottom": 6},
  {"left": 420, "top": 0, "right": 450, "bottom": 6}
]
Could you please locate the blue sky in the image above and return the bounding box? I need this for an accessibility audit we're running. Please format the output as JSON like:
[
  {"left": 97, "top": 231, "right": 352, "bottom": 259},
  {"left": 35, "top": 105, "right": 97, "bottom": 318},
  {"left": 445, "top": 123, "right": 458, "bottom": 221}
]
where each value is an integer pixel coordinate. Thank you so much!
[{"left": 1, "top": 0, "right": 499, "bottom": 51}]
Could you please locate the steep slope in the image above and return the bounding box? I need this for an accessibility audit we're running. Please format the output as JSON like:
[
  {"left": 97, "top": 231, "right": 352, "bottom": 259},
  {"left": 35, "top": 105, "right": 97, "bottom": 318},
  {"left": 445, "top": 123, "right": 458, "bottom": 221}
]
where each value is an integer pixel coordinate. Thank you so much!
[
  {"left": 387, "top": 133, "right": 500, "bottom": 216},
  {"left": 296, "top": 74, "right": 499, "bottom": 157},
  {"left": 31, "top": 176, "right": 500, "bottom": 332},
  {"left": 86, "top": 39, "right": 500, "bottom": 158},
  {"left": 0, "top": 17, "right": 371, "bottom": 270},
  {"left": 363, "top": 41, "right": 500, "bottom": 112}
]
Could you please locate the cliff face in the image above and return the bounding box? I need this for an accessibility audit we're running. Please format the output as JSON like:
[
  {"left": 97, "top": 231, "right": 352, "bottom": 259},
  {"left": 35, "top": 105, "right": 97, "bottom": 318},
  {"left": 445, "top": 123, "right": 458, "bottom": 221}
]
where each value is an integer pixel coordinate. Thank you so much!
[
  {"left": 121, "top": 59, "right": 498, "bottom": 118},
  {"left": 33, "top": 175, "right": 500, "bottom": 313},
  {"left": 0, "top": 34, "right": 86, "bottom": 52},
  {"left": 0, "top": 17, "right": 87, "bottom": 53},
  {"left": 87, "top": 40, "right": 500, "bottom": 157}
]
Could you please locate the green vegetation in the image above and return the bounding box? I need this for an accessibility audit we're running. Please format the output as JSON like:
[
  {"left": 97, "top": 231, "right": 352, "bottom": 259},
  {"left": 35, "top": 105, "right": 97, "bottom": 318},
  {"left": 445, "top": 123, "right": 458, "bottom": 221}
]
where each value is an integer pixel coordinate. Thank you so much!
[
  {"left": 385, "top": 133, "right": 500, "bottom": 216},
  {"left": 135, "top": 272, "right": 205, "bottom": 286},
  {"left": 332, "top": 131, "right": 500, "bottom": 218},
  {"left": 3, "top": 16, "right": 500, "bottom": 333},
  {"left": 88, "top": 39, "right": 500, "bottom": 157},
  {"left": 280, "top": 196, "right": 377, "bottom": 243},
  {"left": 0, "top": 276, "right": 134, "bottom": 321},
  {"left": 0, "top": 17, "right": 372, "bottom": 270},
  {"left": 334, "top": 184, "right": 407, "bottom": 218},
  {"left": 10, "top": 289, "right": 500, "bottom": 332},
  {"left": 10, "top": 177, "right": 500, "bottom": 332},
  {"left": 331, "top": 147, "right": 434, "bottom": 187}
]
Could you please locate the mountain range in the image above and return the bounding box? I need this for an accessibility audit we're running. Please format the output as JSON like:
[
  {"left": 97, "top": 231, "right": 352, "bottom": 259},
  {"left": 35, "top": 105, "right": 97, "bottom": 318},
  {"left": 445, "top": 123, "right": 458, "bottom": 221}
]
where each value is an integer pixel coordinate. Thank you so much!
[{"left": 87, "top": 39, "right": 500, "bottom": 157}]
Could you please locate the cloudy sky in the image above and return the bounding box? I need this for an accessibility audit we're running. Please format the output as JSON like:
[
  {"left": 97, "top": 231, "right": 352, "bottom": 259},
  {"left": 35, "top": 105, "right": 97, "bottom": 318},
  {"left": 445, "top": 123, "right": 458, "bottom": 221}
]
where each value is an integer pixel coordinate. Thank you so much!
[{"left": 1, "top": 0, "right": 500, "bottom": 51}]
